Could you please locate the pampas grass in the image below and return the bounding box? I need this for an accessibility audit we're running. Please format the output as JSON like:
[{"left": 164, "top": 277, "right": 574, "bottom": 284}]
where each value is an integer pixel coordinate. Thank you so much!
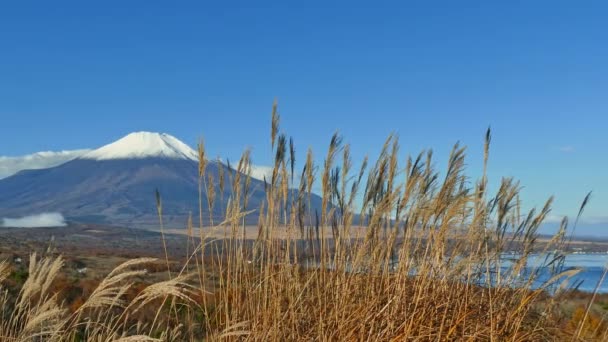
[{"left": 0, "top": 101, "right": 601, "bottom": 340}]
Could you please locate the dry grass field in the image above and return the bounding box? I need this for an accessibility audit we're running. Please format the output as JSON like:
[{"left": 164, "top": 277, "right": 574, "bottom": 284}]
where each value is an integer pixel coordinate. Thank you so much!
[{"left": 1, "top": 105, "right": 607, "bottom": 341}]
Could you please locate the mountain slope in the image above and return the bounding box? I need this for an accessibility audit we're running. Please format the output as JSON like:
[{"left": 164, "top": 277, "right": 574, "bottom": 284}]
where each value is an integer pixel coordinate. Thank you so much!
[{"left": 0, "top": 132, "right": 321, "bottom": 228}]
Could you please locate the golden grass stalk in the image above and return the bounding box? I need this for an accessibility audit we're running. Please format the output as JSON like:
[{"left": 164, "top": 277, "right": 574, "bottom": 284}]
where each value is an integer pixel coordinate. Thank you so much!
[{"left": 0, "top": 101, "right": 601, "bottom": 341}]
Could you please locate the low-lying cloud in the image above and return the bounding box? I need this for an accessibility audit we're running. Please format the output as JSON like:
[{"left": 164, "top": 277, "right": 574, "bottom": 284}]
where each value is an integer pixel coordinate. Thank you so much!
[
  {"left": 1, "top": 212, "right": 67, "bottom": 228},
  {"left": 0, "top": 149, "right": 91, "bottom": 179},
  {"left": 249, "top": 165, "right": 274, "bottom": 182}
]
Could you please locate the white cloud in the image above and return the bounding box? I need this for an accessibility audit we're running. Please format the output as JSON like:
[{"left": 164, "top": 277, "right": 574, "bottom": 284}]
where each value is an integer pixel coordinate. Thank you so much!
[
  {"left": 249, "top": 165, "right": 274, "bottom": 182},
  {"left": 0, "top": 149, "right": 90, "bottom": 179},
  {"left": 2, "top": 212, "right": 67, "bottom": 228},
  {"left": 544, "top": 214, "right": 566, "bottom": 224},
  {"left": 582, "top": 216, "right": 608, "bottom": 225},
  {"left": 543, "top": 214, "right": 608, "bottom": 226},
  {"left": 248, "top": 165, "right": 304, "bottom": 188},
  {"left": 558, "top": 146, "right": 575, "bottom": 153}
]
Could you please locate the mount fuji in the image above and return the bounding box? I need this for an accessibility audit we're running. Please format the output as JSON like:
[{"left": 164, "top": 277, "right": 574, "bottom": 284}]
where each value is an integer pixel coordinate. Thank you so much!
[{"left": 0, "top": 132, "right": 320, "bottom": 228}]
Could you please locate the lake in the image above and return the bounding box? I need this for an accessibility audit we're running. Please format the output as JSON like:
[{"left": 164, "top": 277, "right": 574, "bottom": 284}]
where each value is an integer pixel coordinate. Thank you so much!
[{"left": 503, "top": 253, "right": 608, "bottom": 293}]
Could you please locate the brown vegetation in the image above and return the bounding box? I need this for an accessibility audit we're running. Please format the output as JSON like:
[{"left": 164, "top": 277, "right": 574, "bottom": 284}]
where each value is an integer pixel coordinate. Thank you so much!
[{"left": 0, "top": 103, "right": 606, "bottom": 340}]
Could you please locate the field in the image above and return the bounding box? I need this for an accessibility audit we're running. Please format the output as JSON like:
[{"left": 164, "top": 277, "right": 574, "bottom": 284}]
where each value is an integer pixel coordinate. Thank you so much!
[{"left": 1, "top": 108, "right": 608, "bottom": 341}]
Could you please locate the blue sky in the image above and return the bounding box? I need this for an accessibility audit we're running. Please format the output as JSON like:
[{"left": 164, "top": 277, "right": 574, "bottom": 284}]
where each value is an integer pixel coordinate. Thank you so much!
[{"left": 0, "top": 1, "right": 606, "bottom": 233}]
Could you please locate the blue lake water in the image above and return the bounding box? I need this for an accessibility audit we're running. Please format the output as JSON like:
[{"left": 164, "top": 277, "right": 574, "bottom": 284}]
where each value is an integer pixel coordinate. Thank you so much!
[
  {"left": 504, "top": 254, "right": 608, "bottom": 293},
  {"left": 306, "top": 253, "right": 608, "bottom": 293}
]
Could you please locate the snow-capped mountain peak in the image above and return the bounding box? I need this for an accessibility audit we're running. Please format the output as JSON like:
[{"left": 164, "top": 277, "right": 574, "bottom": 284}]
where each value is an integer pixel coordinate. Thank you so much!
[{"left": 81, "top": 132, "right": 198, "bottom": 161}]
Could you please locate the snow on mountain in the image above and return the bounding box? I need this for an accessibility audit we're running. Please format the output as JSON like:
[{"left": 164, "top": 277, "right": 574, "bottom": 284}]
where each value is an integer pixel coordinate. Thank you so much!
[
  {"left": 1, "top": 132, "right": 275, "bottom": 182},
  {"left": 81, "top": 132, "right": 198, "bottom": 161},
  {"left": 0, "top": 149, "right": 91, "bottom": 179},
  {"left": 0, "top": 131, "right": 324, "bottom": 227}
]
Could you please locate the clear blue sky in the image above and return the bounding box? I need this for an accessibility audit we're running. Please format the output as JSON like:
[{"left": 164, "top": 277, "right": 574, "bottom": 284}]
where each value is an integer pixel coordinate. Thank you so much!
[{"left": 0, "top": 1, "right": 606, "bottom": 233}]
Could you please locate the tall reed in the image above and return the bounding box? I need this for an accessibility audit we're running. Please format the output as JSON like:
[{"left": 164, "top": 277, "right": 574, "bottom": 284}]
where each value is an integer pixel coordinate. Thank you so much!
[{"left": 0, "top": 102, "right": 600, "bottom": 341}]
